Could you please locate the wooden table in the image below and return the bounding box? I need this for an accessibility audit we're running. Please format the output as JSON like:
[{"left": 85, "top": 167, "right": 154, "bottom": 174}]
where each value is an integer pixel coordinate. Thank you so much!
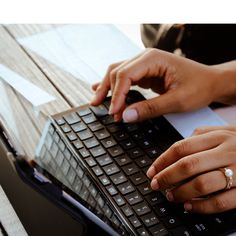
[{"left": 0, "top": 24, "right": 235, "bottom": 160}]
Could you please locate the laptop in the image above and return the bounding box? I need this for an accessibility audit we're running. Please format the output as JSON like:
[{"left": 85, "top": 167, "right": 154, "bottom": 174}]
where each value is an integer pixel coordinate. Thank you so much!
[{"left": 1, "top": 90, "right": 236, "bottom": 236}]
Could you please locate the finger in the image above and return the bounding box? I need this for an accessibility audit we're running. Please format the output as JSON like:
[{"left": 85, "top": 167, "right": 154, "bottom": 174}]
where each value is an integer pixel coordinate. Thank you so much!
[
  {"left": 90, "top": 61, "right": 123, "bottom": 105},
  {"left": 91, "top": 82, "right": 100, "bottom": 91},
  {"left": 168, "top": 166, "right": 236, "bottom": 202},
  {"left": 192, "top": 125, "right": 236, "bottom": 136},
  {"left": 184, "top": 188, "right": 236, "bottom": 214},
  {"left": 147, "top": 131, "right": 224, "bottom": 179}
]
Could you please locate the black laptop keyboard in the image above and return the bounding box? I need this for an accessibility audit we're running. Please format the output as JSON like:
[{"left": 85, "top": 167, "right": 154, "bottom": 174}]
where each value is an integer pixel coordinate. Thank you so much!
[{"left": 36, "top": 92, "right": 236, "bottom": 236}]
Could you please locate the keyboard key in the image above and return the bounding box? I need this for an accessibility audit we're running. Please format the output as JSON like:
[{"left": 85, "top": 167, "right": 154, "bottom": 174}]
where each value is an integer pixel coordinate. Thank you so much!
[
  {"left": 101, "top": 136, "right": 117, "bottom": 148},
  {"left": 145, "top": 192, "right": 165, "bottom": 206},
  {"left": 99, "top": 175, "right": 111, "bottom": 186},
  {"left": 67, "top": 168, "right": 76, "bottom": 184},
  {"left": 141, "top": 212, "right": 159, "bottom": 227},
  {"left": 106, "top": 185, "right": 118, "bottom": 196},
  {"left": 55, "top": 117, "right": 65, "bottom": 125},
  {"left": 130, "top": 172, "right": 147, "bottom": 185},
  {"left": 114, "top": 155, "right": 132, "bottom": 166},
  {"left": 162, "top": 215, "right": 181, "bottom": 229},
  {"left": 58, "top": 139, "right": 65, "bottom": 151},
  {"left": 125, "top": 191, "right": 143, "bottom": 205},
  {"left": 149, "top": 224, "right": 168, "bottom": 236},
  {"left": 170, "top": 226, "right": 192, "bottom": 236},
  {"left": 61, "top": 124, "right": 71, "bottom": 133},
  {"left": 66, "top": 132, "right": 77, "bottom": 141},
  {"left": 90, "top": 104, "right": 108, "bottom": 117},
  {"left": 125, "top": 123, "right": 139, "bottom": 133},
  {"left": 128, "top": 147, "right": 144, "bottom": 158},
  {"left": 96, "top": 154, "right": 113, "bottom": 166},
  {"left": 85, "top": 157, "right": 97, "bottom": 167},
  {"left": 138, "top": 182, "right": 152, "bottom": 195},
  {"left": 120, "top": 139, "right": 136, "bottom": 150},
  {"left": 94, "top": 128, "right": 110, "bottom": 140},
  {"left": 117, "top": 181, "right": 135, "bottom": 195},
  {"left": 153, "top": 204, "right": 170, "bottom": 217},
  {"left": 138, "top": 138, "right": 154, "bottom": 149},
  {"left": 77, "top": 107, "right": 91, "bottom": 116},
  {"left": 92, "top": 165, "right": 103, "bottom": 176},
  {"left": 146, "top": 147, "right": 162, "bottom": 159},
  {"left": 135, "top": 156, "right": 152, "bottom": 168},
  {"left": 78, "top": 148, "right": 90, "bottom": 158},
  {"left": 121, "top": 205, "right": 134, "bottom": 217},
  {"left": 113, "top": 194, "right": 125, "bottom": 206},
  {"left": 70, "top": 157, "right": 77, "bottom": 169},
  {"left": 103, "top": 163, "right": 120, "bottom": 175},
  {"left": 110, "top": 172, "right": 127, "bottom": 185},
  {"left": 131, "top": 131, "right": 145, "bottom": 140},
  {"left": 122, "top": 163, "right": 139, "bottom": 175},
  {"left": 133, "top": 202, "right": 151, "bottom": 216},
  {"left": 82, "top": 113, "right": 97, "bottom": 124},
  {"left": 77, "top": 129, "right": 93, "bottom": 140},
  {"left": 113, "top": 131, "right": 129, "bottom": 141},
  {"left": 71, "top": 122, "right": 87, "bottom": 132},
  {"left": 100, "top": 115, "right": 114, "bottom": 125},
  {"left": 89, "top": 145, "right": 106, "bottom": 157},
  {"left": 129, "top": 215, "right": 142, "bottom": 228},
  {"left": 137, "top": 228, "right": 150, "bottom": 236},
  {"left": 88, "top": 121, "right": 103, "bottom": 131},
  {"left": 61, "top": 159, "right": 70, "bottom": 175},
  {"left": 83, "top": 137, "right": 99, "bottom": 148},
  {"left": 64, "top": 112, "right": 81, "bottom": 124},
  {"left": 107, "top": 123, "right": 122, "bottom": 133},
  {"left": 73, "top": 140, "right": 83, "bottom": 149},
  {"left": 55, "top": 150, "right": 64, "bottom": 166},
  {"left": 189, "top": 222, "right": 209, "bottom": 235},
  {"left": 64, "top": 148, "right": 72, "bottom": 160},
  {"left": 108, "top": 145, "right": 124, "bottom": 157}
]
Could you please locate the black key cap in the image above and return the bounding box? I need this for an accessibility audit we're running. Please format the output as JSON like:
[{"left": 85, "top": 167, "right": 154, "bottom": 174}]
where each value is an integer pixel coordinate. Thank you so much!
[
  {"left": 153, "top": 204, "right": 170, "bottom": 217},
  {"left": 55, "top": 117, "right": 65, "bottom": 125},
  {"left": 71, "top": 122, "right": 87, "bottom": 132},
  {"left": 128, "top": 147, "right": 144, "bottom": 158},
  {"left": 120, "top": 139, "right": 136, "bottom": 150},
  {"left": 145, "top": 192, "right": 165, "bottom": 206},
  {"left": 121, "top": 205, "right": 134, "bottom": 217},
  {"left": 113, "top": 131, "right": 129, "bottom": 141},
  {"left": 107, "top": 123, "right": 122, "bottom": 133},
  {"left": 108, "top": 145, "right": 124, "bottom": 157},
  {"left": 82, "top": 113, "right": 97, "bottom": 124},
  {"left": 133, "top": 202, "right": 151, "bottom": 216},
  {"left": 130, "top": 172, "right": 147, "bottom": 185},
  {"left": 99, "top": 175, "right": 111, "bottom": 186},
  {"left": 125, "top": 191, "right": 143, "bottom": 205},
  {"left": 66, "top": 132, "right": 77, "bottom": 141},
  {"left": 110, "top": 172, "right": 127, "bottom": 185},
  {"left": 106, "top": 185, "right": 118, "bottom": 196},
  {"left": 162, "top": 215, "right": 181, "bottom": 229},
  {"left": 137, "top": 228, "right": 150, "bottom": 236},
  {"left": 101, "top": 136, "right": 117, "bottom": 148},
  {"left": 88, "top": 121, "right": 103, "bottom": 131},
  {"left": 125, "top": 123, "right": 139, "bottom": 132},
  {"left": 189, "top": 222, "right": 209, "bottom": 235},
  {"left": 77, "top": 107, "right": 91, "bottom": 116},
  {"left": 146, "top": 147, "right": 162, "bottom": 159},
  {"left": 77, "top": 129, "right": 93, "bottom": 140},
  {"left": 138, "top": 182, "right": 152, "bottom": 195},
  {"left": 92, "top": 165, "right": 103, "bottom": 176},
  {"left": 90, "top": 104, "right": 108, "bottom": 117},
  {"left": 141, "top": 212, "right": 159, "bottom": 227},
  {"left": 103, "top": 163, "right": 120, "bottom": 175},
  {"left": 96, "top": 154, "right": 113, "bottom": 166},
  {"left": 122, "top": 163, "right": 139, "bottom": 175},
  {"left": 100, "top": 115, "right": 114, "bottom": 125},
  {"left": 129, "top": 215, "right": 142, "bottom": 228},
  {"left": 73, "top": 140, "right": 83, "bottom": 149},
  {"left": 83, "top": 137, "right": 99, "bottom": 148},
  {"left": 131, "top": 131, "right": 145, "bottom": 140},
  {"left": 170, "top": 226, "right": 192, "bottom": 236},
  {"left": 114, "top": 155, "right": 132, "bottom": 166},
  {"left": 113, "top": 194, "right": 125, "bottom": 206},
  {"left": 64, "top": 112, "right": 81, "bottom": 124},
  {"left": 94, "top": 128, "right": 110, "bottom": 140},
  {"left": 89, "top": 145, "right": 106, "bottom": 157},
  {"left": 135, "top": 155, "right": 152, "bottom": 168},
  {"left": 85, "top": 157, "right": 97, "bottom": 167},
  {"left": 78, "top": 148, "right": 90, "bottom": 158},
  {"left": 61, "top": 124, "right": 71, "bottom": 133},
  {"left": 117, "top": 181, "right": 135, "bottom": 195},
  {"left": 149, "top": 224, "right": 168, "bottom": 236},
  {"left": 138, "top": 138, "right": 154, "bottom": 149}
]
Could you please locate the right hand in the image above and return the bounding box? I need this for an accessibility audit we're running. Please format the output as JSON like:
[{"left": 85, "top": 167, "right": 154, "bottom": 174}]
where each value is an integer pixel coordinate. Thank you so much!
[{"left": 90, "top": 48, "right": 222, "bottom": 122}]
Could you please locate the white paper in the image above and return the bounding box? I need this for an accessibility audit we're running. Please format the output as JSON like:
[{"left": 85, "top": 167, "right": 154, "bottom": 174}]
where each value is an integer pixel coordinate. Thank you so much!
[
  {"left": 164, "top": 107, "right": 227, "bottom": 138},
  {"left": 0, "top": 186, "right": 28, "bottom": 236},
  {"left": 0, "top": 64, "right": 55, "bottom": 107},
  {"left": 18, "top": 25, "right": 141, "bottom": 85}
]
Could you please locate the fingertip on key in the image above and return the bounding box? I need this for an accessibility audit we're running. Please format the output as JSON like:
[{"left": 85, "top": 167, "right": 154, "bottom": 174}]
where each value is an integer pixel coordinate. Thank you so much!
[{"left": 146, "top": 166, "right": 156, "bottom": 179}]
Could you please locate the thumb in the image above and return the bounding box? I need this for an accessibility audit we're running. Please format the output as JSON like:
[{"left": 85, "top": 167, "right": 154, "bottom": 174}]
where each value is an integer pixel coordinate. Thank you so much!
[{"left": 122, "top": 92, "right": 179, "bottom": 122}]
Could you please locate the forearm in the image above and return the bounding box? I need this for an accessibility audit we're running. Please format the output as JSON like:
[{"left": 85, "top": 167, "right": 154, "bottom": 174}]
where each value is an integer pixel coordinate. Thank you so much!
[{"left": 213, "top": 60, "right": 236, "bottom": 105}]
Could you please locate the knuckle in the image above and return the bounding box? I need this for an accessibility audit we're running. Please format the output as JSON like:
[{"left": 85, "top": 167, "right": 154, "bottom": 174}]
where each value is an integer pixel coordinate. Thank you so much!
[
  {"left": 116, "top": 69, "right": 127, "bottom": 80},
  {"left": 180, "top": 157, "right": 199, "bottom": 175},
  {"left": 214, "top": 197, "right": 229, "bottom": 212},
  {"left": 108, "top": 63, "right": 117, "bottom": 72},
  {"left": 172, "top": 140, "right": 189, "bottom": 156},
  {"left": 158, "top": 173, "right": 170, "bottom": 189},
  {"left": 146, "top": 48, "right": 158, "bottom": 57},
  {"left": 193, "top": 128, "right": 204, "bottom": 135},
  {"left": 142, "top": 100, "right": 157, "bottom": 117},
  {"left": 194, "top": 177, "right": 210, "bottom": 195}
]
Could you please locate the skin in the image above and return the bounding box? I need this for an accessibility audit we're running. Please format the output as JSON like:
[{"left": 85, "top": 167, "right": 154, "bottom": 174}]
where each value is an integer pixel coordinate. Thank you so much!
[{"left": 90, "top": 48, "right": 236, "bottom": 214}]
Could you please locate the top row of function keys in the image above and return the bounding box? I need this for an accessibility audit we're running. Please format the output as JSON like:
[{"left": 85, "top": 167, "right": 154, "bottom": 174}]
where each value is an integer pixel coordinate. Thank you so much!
[
  {"left": 63, "top": 112, "right": 81, "bottom": 125},
  {"left": 77, "top": 107, "right": 91, "bottom": 116},
  {"left": 90, "top": 104, "right": 108, "bottom": 117}
]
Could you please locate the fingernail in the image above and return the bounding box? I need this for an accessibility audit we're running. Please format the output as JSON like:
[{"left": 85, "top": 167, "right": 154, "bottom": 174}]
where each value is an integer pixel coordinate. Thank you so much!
[
  {"left": 150, "top": 178, "right": 159, "bottom": 190},
  {"left": 147, "top": 166, "right": 156, "bottom": 178},
  {"left": 184, "top": 202, "right": 192, "bottom": 211},
  {"left": 109, "top": 103, "right": 114, "bottom": 115},
  {"left": 166, "top": 191, "right": 174, "bottom": 202},
  {"left": 123, "top": 109, "right": 138, "bottom": 123}
]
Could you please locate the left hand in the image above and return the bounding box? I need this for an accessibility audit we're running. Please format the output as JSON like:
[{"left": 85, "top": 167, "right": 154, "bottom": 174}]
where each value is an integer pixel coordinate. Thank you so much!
[{"left": 147, "top": 125, "right": 236, "bottom": 214}]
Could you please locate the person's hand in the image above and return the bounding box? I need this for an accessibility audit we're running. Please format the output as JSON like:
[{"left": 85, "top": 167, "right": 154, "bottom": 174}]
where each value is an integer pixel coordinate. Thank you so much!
[
  {"left": 90, "top": 48, "right": 222, "bottom": 122},
  {"left": 147, "top": 125, "right": 236, "bottom": 214}
]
